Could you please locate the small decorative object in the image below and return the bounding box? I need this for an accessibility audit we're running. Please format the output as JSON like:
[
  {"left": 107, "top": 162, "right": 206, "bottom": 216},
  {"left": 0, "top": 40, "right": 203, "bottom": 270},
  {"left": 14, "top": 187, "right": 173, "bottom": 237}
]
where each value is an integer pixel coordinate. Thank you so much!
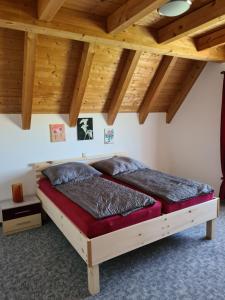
[
  {"left": 49, "top": 124, "right": 66, "bottom": 142},
  {"left": 12, "top": 183, "right": 23, "bottom": 203},
  {"left": 157, "top": 0, "right": 192, "bottom": 17},
  {"left": 104, "top": 129, "right": 114, "bottom": 144},
  {"left": 77, "top": 118, "right": 93, "bottom": 140}
]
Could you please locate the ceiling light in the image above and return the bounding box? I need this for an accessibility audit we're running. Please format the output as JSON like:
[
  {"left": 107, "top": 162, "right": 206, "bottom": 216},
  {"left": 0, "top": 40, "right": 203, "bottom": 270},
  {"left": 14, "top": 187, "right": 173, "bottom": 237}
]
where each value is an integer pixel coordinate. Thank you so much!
[{"left": 158, "top": 0, "right": 192, "bottom": 17}]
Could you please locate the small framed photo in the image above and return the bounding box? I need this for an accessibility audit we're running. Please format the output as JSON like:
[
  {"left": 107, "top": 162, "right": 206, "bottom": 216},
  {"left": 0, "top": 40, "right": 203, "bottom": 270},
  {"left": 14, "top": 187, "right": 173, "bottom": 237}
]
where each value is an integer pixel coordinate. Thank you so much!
[
  {"left": 104, "top": 129, "right": 114, "bottom": 144},
  {"left": 77, "top": 118, "right": 93, "bottom": 140},
  {"left": 49, "top": 124, "right": 66, "bottom": 142}
]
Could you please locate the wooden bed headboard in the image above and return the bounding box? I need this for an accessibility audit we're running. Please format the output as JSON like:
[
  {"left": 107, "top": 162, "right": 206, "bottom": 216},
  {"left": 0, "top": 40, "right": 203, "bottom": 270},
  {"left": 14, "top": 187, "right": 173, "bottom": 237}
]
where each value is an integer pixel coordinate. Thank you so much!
[{"left": 32, "top": 152, "right": 126, "bottom": 185}]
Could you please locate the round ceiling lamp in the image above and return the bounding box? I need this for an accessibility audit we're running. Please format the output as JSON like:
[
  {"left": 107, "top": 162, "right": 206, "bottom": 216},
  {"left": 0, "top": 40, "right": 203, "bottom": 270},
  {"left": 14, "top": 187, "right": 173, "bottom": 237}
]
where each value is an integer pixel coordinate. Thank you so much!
[{"left": 158, "top": 0, "right": 192, "bottom": 17}]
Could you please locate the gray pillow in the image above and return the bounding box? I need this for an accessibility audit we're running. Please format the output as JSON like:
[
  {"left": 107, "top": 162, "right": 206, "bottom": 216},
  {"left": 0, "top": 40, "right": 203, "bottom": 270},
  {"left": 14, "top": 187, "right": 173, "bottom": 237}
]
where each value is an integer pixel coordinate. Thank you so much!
[
  {"left": 42, "top": 162, "right": 102, "bottom": 185},
  {"left": 92, "top": 156, "right": 147, "bottom": 176}
]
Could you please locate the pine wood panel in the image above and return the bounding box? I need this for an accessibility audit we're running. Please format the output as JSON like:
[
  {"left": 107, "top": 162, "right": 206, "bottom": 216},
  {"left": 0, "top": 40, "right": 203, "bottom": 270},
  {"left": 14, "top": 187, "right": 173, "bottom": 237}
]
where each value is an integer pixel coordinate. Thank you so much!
[
  {"left": 33, "top": 35, "right": 83, "bottom": 113},
  {"left": 136, "top": 58, "right": 198, "bottom": 116},
  {"left": 156, "top": 0, "right": 225, "bottom": 44},
  {"left": 22, "top": 32, "right": 37, "bottom": 129},
  {"left": 167, "top": 61, "right": 206, "bottom": 123},
  {"left": 80, "top": 44, "right": 123, "bottom": 113},
  {"left": 107, "top": 49, "right": 141, "bottom": 124},
  {"left": 69, "top": 42, "right": 95, "bottom": 126},
  {"left": 107, "top": 0, "right": 167, "bottom": 34},
  {"left": 139, "top": 56, "right": 178, "bottom": 124},
  {"left": 38, "top": 0, "right": 66, "bottom": 21},
  {"left": 156, "top": 58, "right": 199, "bottom": 109},
  {"left": 135, "top": 0, "right": 212, "bottom": 27},
  {"left": 121, "top": 51, "right": 162, "bottom": 112},
  {"left": 0, "top": 0, "right": 223, "bottom": 62},
  {"left": 63, "top": 0, "right": 212, "bottom": 32},
  {"left": 0, "top": 30, "right": 204, "bottom": 115},
  {"left": 0, "top": 28, "right": 24, "bottom": 113},
  {"left": 91, "top": 198, "right": 218, "bottom": 265},
  {"left": 195, "top": 26, "right": 225, "bottom": 51},
  {"left": 63, "top": 0, "right": 126, "bottom": 16}
]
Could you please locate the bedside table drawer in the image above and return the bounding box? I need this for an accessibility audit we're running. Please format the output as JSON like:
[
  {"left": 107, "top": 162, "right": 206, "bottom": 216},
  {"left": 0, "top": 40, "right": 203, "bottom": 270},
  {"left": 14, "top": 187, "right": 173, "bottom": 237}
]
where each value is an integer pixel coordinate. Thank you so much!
[
  {"left": 3, "top": 213, "right": 42, "bottom": 235},
  {"left": 2, "top": 203, "right": 41, "bottom": 221}
]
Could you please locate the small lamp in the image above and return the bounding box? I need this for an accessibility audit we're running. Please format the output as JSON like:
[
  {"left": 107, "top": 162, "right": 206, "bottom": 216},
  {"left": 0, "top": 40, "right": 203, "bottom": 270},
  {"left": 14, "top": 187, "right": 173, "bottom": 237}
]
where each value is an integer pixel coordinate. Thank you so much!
[{"left": 158, "top": 0, "right": 192, "bottom": 17}]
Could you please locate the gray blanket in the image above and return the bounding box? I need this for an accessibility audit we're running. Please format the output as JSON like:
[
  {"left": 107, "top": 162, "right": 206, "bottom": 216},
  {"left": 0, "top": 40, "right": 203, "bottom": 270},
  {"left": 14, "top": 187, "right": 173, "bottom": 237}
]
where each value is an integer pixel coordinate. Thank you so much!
[
  {"left": 115, "top": 169, "right": 214, "bottom": 203},
  {"left": 56, "top": 176, "right": 155, "bottom": 219}
]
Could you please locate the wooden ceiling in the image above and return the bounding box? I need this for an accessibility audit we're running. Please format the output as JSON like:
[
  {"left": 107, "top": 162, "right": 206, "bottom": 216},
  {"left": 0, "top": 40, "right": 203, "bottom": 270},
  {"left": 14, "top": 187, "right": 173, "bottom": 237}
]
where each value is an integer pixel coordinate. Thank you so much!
[{"left": 0, "top": 0, "right": 224, "bottom": 129}]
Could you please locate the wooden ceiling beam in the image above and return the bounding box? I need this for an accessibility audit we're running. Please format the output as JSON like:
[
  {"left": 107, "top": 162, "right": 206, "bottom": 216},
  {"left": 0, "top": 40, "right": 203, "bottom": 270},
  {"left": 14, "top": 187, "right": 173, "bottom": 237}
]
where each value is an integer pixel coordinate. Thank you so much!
[
  {"left": 22, "top": 32, "right": 37, "bottom": 130},
  {"left": 38, "top": 0, "right": 66, "bottom": 21},
  {"left": 107, "top": 0, "right": 167, "bottom": 34},
  {"left": 195, "top": 27, "right": 225, "bottom": 51},
  {"left": 157, "top": 1, "right": 225, "bottom": 44},
  {"left": 139, "top": 56, "right": 178, "bottom": 124},
  {"left": 107, "top": 50, "right": 141, "bottom": 125},
  {"left": 69, "top": 42, "right": 95, "bottom": 127},
  {"left": 166, "top": 61, "right": 206, "bottom": 123},
  {"left": 0, "top": 1, "right": 224, "bottom": 61}
]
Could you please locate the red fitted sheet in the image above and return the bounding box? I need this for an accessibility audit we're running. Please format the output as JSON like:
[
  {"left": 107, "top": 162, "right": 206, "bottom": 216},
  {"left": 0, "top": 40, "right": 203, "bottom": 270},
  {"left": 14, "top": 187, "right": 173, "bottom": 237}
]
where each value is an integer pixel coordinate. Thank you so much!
[
  {"left": 38, "top": 177, "right": 162, "bottom": 238},
  {"left": 103, "top": 174, "right": 214, "bottom": 213}
]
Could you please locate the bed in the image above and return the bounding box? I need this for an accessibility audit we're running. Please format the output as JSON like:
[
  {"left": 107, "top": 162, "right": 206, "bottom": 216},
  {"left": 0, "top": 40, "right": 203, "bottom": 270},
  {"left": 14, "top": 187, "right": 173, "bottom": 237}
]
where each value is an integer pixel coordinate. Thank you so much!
[
  {"left": 38, "top": 177, "right": 162, "bottom": 238},
  {"left": 92, "top": 156, "right": 215, "bottom": 214},
  {"left": 103, "top": 174, "right": 215, "bottom": 213},
  {"left": 33, "top": 153, "right": 219, "bottom": 295}
]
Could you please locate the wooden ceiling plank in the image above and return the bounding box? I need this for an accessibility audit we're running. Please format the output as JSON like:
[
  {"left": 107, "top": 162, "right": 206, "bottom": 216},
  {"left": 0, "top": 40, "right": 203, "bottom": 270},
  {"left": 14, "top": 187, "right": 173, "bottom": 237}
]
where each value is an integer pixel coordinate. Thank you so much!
[
  {"left": 38, "top": 0, "right": 66, "bottom": 21},
  {"left": 22, "top": 32, "right": 37, "bottom": 130},
  {"left": 107, "top": 0, "right": 167, "bottom": 34},
  {"left": 0, "top": 0, "right": 224, "bottom": 61},
  {"left": 107, "top": 50, "right": 141, "bottom": 125},
  {"left": 166, "top": 61, "right": 206, "bottom": 123},
  {"left": 139, "top": 56, "right": 178, "bottom": 124},
  {"left": 157, "top": 1, "right": 225, "bottom": 44},
  {"left": 195, "top": 27, "right": 225, "bottom": 51},
  {"left": 69, "top": 42, "right": 95, "bottom": 127}
]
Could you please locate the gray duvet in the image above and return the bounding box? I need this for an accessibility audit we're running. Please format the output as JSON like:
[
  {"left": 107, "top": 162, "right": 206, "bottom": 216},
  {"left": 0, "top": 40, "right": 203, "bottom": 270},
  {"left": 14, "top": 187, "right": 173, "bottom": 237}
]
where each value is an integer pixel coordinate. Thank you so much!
[
  {"left": 55, "top": 176, "right": 155, "bottom": 219},
  {"left": 115, "top": 169, "right": 214, "bottom": 203}
]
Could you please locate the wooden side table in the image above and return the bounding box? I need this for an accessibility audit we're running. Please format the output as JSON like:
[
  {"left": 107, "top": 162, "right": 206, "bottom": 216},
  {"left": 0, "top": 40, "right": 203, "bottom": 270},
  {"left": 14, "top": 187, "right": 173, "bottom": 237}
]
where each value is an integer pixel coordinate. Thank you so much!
[{"left": 1, "top": 195, "right": 42, "bottom": 235}]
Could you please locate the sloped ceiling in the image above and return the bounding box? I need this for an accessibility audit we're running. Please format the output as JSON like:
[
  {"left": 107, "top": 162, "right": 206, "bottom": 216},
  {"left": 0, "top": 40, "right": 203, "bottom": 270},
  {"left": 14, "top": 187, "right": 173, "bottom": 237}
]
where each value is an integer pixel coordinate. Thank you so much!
[{"left": 0, "top": 0, "right": 224, "bottom": 129}]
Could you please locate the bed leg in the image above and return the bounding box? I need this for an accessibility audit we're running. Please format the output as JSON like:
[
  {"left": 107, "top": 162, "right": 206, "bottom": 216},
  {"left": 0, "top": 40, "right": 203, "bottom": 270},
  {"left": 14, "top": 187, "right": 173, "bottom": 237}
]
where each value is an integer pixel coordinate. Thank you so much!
[
  {"left": 206, "top": 219, "right": 216, "bottom": 240},
  {"left": 87, "top": 264, "right": 100, "bottom": 295}
]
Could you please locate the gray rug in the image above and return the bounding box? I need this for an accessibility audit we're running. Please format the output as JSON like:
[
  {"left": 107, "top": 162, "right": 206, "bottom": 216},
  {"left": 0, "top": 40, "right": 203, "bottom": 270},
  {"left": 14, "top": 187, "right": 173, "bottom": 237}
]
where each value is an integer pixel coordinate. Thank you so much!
[{"left": 0, "top": 204, "right": 225, "bottom": 300}]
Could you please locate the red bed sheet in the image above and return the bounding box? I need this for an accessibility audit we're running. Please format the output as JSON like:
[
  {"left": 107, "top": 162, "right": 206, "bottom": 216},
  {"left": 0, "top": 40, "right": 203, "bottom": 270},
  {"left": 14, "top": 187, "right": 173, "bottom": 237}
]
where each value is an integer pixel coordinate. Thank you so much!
[
  {"left": 38, "top": 177, "right": 162, "bottom": 238},
  {"left": 103, "top": 174, "right": 214, "bottom": 213}
]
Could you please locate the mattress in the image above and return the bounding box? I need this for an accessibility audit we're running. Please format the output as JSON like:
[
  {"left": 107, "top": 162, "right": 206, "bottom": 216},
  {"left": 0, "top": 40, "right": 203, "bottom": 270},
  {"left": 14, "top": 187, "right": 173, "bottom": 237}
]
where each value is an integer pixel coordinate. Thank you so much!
[
  {"left": 103, "top": 174, "right": 214, "bottom": 214},
  {"left": 38, "top": 177, "right": 162, "bottom": 238}
]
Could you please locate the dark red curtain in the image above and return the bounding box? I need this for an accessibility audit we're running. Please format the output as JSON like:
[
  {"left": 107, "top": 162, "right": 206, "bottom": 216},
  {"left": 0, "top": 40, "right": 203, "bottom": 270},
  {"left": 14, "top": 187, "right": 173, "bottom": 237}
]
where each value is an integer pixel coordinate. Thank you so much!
[{"left": 219, "top": 72, "right": 225, "bottom": 200}]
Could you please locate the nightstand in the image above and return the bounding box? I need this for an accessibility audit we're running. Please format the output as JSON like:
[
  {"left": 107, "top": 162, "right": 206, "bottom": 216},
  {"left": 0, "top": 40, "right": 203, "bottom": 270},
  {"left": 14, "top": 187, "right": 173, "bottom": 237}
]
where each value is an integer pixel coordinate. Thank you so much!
[{"left": 1, "top": 195, "right": 42, "bottom": 235}]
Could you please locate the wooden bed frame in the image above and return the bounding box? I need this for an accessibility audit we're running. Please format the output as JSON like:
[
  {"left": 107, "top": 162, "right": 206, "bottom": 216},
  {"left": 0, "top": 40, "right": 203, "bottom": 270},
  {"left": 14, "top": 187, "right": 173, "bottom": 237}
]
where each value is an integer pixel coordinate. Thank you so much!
[{"left": 32, "top": 154, "right": 219, "bottom": 295}]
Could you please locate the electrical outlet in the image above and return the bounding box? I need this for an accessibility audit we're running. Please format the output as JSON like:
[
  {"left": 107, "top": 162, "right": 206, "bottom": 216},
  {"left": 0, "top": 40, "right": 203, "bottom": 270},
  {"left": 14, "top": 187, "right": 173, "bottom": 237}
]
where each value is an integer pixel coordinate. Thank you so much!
[{"left": 82, "top": 152, "right": 87, "bottom": 158}]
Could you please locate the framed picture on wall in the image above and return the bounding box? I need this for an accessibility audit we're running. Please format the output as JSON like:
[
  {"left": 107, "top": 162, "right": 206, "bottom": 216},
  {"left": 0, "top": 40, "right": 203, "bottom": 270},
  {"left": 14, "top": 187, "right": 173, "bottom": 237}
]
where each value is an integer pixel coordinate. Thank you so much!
[
  {"left": 49, "top": 124, "right": 66, "bottom": 142},
  {"left": 77, "top": 118, "right": 93, "bottom": 140},
  {"left": 104, "top": 129, "right": 114, "bottom": 144}
]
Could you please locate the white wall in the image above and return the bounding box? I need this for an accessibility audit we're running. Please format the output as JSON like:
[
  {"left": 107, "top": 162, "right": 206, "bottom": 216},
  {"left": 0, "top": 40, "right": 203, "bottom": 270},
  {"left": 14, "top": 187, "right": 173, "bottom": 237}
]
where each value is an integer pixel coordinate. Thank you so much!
[
  {"left": 0, "top": 113, "right": 164, "bottom": 202},
  {"left": 157, "top": 62, "right": 224, "bottom": 196}
]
